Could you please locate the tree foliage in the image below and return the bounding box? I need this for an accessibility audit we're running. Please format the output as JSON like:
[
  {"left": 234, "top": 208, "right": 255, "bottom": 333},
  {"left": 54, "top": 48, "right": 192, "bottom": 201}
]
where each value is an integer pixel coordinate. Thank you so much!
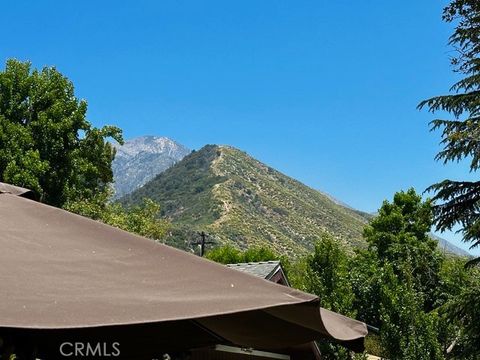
[
  {"left": 349, "top": 250, "right": 381, "bottom": 327},
  {"left": 205, "top": 245, "right": 278, "bottom": 264},
  {"left": 0, "top": 59, "right": 122, "bottom": 207},
  {"left": 378, "top": 262, "right": 443, "bottom": 360},
  {"left": 434, "top": 257, "right": 480, "bottom": 359},
  {"left": 363, "top": 189, "right": 442, "bottom": 310},
  {"left": 65, "top": 193, "right": 170, "bottom": 240},
  {"left": 305, "top": 233, "right": 355, "bottom": 316},
  {"left": 418, "top": 0, "right": 480, "bottom": 256},
  {"left": 303, "top": 234, "right": 360, "bottom": 360},
  {"left": 353, "top": 190, "right": 444, "bottom": 359},
  {"left": 443, "top": 277, "right": 480, "bottom": 359}
]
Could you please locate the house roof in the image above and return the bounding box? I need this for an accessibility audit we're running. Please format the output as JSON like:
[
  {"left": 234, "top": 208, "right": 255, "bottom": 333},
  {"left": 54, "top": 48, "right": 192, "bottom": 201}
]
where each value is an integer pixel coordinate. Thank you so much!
[{"left": 226, "top": 261, "right": 281, "bottom": 280}]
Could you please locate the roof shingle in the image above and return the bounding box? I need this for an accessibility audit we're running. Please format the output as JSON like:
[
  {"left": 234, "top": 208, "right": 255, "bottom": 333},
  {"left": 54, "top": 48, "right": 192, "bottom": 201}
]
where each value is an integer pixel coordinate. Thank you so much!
[{"left": 226, "top": 261, "right": 281, "bottom": 280}]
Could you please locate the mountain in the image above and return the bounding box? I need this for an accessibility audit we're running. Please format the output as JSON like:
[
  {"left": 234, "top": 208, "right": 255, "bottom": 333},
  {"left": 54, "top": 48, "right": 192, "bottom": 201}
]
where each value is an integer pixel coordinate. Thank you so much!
[
  {"left": 112, "top": 136, "right": 190, "bottom": 199},
  {"left": 318, "top": 190, "right": 373, "bottom": 219},
  {"left": 430, "top": 233, "right": 471, "bottom": 257},
  {"left": 120, "top": 144, "right": 470, "bottom": 257},
  {"left": 120, "top": 145, "right": 371, "bottom": 255}
]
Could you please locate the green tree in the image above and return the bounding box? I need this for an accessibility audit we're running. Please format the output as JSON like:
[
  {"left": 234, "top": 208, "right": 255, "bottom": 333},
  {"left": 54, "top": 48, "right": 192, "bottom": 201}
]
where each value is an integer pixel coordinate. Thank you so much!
[
  {"left": 305, "top": 234, "right": 355, "bottom": 316},
  {"left": 205, "top": 245, "right": 278, "bottom": 264},
  {"left": 363, "top": 188, "right": 442, "bottom": 310},
  {"left": 65, "top": 193, "right": 170, "bottom": 240},
  {"left": 349, "top": 249, "right": 381, "bottom": 327},
  {"left": 0, "top": 59, "right": 122, "bottom": 207},
  {"left": 443, "top": 278, "right": 480, "bottom": 359},
  {"left": 435, "top": 256, "right": 473, "bottom": 309},
  {"left": 379, "top": 264, "right": 443, "bottom": 360},
  {"left": 436, "top": 260, "right": 480, "bottom": 359},
  {"left": 205, "top": 245, "right": 243, "bottom": 264},
  {"left": 355, "top": 190, "right": 444, "bottom": 359},
  {"left": 285, "top": 257, "right": 309, "bottom": 291},
  {"left": 304, "top": 234, "right": 359, "bottom": 360},
  {"left": 243, "top": 246, "right": 278, "bottom": 263},
  {"left": 418, "top": 0, "right": 480, "bottom": 262}
]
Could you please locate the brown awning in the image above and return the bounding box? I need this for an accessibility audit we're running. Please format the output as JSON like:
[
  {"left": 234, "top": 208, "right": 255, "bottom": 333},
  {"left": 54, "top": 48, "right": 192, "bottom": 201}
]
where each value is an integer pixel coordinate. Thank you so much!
[
  {"left": 0, "top": 182, "right": 36, "bottom": 199},
  {"left": 0, "top": 186, "right": 367, "bottom": 358}
]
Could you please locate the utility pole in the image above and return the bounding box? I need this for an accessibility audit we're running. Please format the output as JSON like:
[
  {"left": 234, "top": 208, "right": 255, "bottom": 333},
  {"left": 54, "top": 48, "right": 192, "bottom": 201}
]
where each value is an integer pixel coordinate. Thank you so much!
[{"left": 192, "top": 231, "right": 214, "bottom": 257}]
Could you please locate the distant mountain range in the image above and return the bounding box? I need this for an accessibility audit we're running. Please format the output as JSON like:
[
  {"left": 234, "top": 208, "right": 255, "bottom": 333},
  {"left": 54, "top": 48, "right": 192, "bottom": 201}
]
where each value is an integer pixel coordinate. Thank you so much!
[
  {"left": 430, "top": 233, "right": 470, "bottom": 257},
  {"left": 111, "top": 136, "right": 190, "bottom": 199},
  {"left": 116, "top": 137, "right": 470, "bottom": 257}
]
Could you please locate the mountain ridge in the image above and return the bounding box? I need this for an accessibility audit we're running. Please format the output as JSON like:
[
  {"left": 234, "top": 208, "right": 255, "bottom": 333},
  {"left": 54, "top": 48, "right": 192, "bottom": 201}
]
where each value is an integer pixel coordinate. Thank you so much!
[{"left": 121, "top": 144, "right": 371, "bottom": 255}]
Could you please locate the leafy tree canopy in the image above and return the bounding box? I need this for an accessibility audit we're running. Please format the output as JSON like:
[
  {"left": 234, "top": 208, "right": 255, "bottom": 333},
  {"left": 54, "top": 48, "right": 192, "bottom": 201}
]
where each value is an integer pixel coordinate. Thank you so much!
[
  {"left": 353, "top": 190, "right": 444, "bottom": 359},
  {"left": 0, "top": 59, "right": 122, "bottom": 207},
  {"left": 436, "top": 257, "right": 480, "bottom": 358},
  {"left": 363, "top": 188, "right": 442, "bottom": 310},
  {"left": 65, "top": 192, "right": 170, "bottom": 240},
  {"left": 205, "top": 245, "right": 278, "bottom": 264},
  {"left": 304, "top": 233, "right": 355, "bottom": 316},
  {"left": 444, "top": 276, "right": 480, "bottom": 358},
  {"left": 378, "top": 263, "right": 443, "bottom": 360}
]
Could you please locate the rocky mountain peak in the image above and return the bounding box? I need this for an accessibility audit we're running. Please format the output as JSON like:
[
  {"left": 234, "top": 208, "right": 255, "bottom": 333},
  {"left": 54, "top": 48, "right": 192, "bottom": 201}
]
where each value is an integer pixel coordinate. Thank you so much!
[
  {"left": 112, "top": 136, "right": 190, "bottom": 199},
  {"left": 114, "top": 136, "right": 187, "bottom": 158}
]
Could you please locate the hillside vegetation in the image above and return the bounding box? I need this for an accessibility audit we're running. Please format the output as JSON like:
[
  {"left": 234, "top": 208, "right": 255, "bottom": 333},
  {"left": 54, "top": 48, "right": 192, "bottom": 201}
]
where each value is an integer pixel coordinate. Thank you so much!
[{"left": 121, "top": 145, "right": 371, "bottom": 255}]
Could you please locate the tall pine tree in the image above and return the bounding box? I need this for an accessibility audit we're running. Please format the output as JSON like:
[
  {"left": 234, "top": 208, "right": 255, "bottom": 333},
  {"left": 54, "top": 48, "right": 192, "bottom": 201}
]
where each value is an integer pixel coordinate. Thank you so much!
[
  {"left": 418, "top": 0, "right": 480, "bottom": 262},
  {"left": 419, "top": 2, "right": 480, "bottom": 356}
]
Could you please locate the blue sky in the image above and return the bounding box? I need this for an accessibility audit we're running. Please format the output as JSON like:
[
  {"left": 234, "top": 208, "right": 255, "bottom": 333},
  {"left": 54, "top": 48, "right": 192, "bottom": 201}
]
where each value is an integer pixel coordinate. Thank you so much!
[{"left": 2, "top": 1, "right": 478, "bottom": 254}]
